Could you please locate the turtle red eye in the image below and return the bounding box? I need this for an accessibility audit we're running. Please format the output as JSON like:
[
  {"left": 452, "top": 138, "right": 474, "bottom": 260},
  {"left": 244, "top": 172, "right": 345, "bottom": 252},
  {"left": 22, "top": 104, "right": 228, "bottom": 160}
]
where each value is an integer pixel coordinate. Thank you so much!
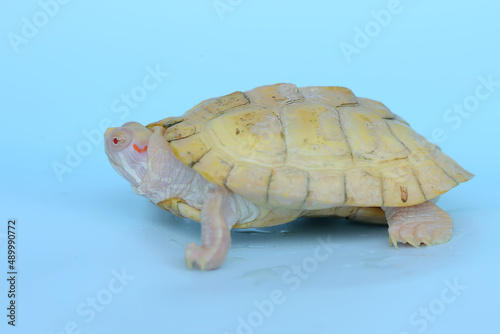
[{"left": 108, "top": 130, "right": 130, "bottom": 152}]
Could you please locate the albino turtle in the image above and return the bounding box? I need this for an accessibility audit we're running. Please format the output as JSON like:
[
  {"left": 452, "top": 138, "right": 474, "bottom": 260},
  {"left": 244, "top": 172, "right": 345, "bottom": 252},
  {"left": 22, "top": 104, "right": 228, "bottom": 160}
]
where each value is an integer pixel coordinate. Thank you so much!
[{"left": 104, "top": 83, "right": 473, "bottom": 270}]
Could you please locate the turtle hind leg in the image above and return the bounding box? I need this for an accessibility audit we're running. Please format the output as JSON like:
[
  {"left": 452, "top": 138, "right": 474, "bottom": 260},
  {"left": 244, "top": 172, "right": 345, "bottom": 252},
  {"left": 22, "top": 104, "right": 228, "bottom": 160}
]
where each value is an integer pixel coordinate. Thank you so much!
[
  {"left": 382, "top": 201, "right": 453, "bottom": 248},
  {"left": 185, "top": 187, "right": 239, "bottom": 270}
]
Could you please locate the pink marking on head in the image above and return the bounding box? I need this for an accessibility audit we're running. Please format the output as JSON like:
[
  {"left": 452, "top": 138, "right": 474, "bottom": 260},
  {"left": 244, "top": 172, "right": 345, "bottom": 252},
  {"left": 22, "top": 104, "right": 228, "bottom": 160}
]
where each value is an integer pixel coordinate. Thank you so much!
[{"left": 133, "top": 144, "right": 148, "bottom": 153}]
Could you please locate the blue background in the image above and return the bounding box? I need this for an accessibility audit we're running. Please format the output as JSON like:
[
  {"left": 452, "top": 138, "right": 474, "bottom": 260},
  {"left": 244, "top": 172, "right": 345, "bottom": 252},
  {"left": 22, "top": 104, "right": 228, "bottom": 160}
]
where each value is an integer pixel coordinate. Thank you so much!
[{"left": 1, "top": 1, "right": 498, "bottom": 333}]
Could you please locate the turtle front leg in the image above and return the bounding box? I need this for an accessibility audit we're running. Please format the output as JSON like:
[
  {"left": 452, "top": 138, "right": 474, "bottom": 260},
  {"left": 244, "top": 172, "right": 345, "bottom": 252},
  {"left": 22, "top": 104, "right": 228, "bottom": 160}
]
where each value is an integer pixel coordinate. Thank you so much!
[
  {"left": 185, "top": 187, "right": 239, "bottom": 270},
  {"left": 382, "top": 201, "right": 453, "bottom": 248}
]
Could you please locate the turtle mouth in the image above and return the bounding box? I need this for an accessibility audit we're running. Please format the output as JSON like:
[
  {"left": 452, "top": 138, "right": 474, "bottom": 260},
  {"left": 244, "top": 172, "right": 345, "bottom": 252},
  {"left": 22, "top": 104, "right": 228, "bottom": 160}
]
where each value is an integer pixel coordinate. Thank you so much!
[
  {"left": 104, "top": 123, "right": 152, "bottom": 187},
  {"left": 109, "top": 159, "right": 122, "bottom": 171},
  {"left": 106, "top": 147, "right": 146, "bottom": 187}
]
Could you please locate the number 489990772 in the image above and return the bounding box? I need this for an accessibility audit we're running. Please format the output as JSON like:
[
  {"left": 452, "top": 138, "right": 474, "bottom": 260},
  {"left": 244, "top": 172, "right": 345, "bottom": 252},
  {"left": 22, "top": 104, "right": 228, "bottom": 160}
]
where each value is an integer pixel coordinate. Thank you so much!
[{"left": 7, "top": 220, "right": 16, "bottom": 271}]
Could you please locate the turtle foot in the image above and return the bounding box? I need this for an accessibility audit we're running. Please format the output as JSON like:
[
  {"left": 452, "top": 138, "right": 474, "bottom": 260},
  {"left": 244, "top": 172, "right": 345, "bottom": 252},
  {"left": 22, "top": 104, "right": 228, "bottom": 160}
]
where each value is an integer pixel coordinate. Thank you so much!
[
  {"left": 383, "top": 201, "right": 453, "bottom": 248},
  {"left": 185, "top": 242, "right": 228, "bottom": 271}
]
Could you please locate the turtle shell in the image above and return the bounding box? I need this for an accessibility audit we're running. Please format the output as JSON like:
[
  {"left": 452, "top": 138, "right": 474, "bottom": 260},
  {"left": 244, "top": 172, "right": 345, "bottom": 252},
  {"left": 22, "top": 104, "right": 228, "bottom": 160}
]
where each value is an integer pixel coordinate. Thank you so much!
[{"left": 148, "top": 83, "right": 473, "bottom": 209}]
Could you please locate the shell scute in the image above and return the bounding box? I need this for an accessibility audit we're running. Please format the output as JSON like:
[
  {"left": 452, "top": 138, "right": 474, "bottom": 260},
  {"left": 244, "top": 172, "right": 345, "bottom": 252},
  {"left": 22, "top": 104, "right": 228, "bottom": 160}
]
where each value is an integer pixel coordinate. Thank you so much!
[
  {"left": 226, "top": 164, "right": 271, "bottom": 205},
  {"left": 170, "top": 134, "right": 210, "bottom": 167},
  {"left": 267, "top": 167, "right": 308, "bottom": 207},
  {"left": 337, "top": 107, "right": 410, "bottom": 163},
  {"left": 381, "top": 164, "right": 426, "bottom": 206},
  {"left": 165, "top": 121, "right": 198, "bottom": 141},
  {"left": 246, "top": 83, "right": 304, "bottom": 106},
  {"left": 209, "top": 107, "right": 286, "bottom": 166},
  {"left": 304, "top": 171, "right": 345, "bottom": 209},
  {"left": 345, "top": 168, "right": 383, "bottom": 206},
  {"left": 192, "top": 150, "right": 233, "bottom": 185},
  {"left": 280, "top": 102, "right": 353, "bottom": 169},
  {"left": 357, "top": 97, "right": 395, "bottom": 119},
  {"left": 201, "top": 91, "right": 250, "bottom": 117},
  {"left": 300, "top": 86, "right": 358, "bottom": 107},
  {"left": 151, "top": 84, "right": 473, "bottom": 209}
]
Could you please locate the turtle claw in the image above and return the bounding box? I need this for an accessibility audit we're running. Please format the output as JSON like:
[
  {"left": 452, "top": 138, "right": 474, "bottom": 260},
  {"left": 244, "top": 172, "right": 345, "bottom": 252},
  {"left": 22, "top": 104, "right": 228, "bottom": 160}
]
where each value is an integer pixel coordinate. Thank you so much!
[
  {"left": 185, "top": 242, "right": 206, "bottom": 270},
  {"left": 389, "top": 233, "right": 398, "bottom": 248},
  {"left": 400, "top": 228, "right": 420, "bottom": 247},
  {"left": 388, "top": 221, "right": 444, "bottom": 248},
  {"left": 184, "top": 242, "right": 220, "bottom": 271},
  {"left": 186, "top": 258, "right": 193, "bottom": 270}
]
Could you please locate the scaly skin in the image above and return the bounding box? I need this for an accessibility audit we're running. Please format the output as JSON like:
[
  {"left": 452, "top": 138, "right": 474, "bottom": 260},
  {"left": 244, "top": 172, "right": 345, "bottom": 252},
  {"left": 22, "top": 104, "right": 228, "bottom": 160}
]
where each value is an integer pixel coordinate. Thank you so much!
[
  {"left": 185, "top": 187, "right": 239, "bottom": 270},
  {"left": 382, "top": 201, "right": 453, "bottom": 247},
  {"left": 104, "top": 84, "right": 474, "bottom": 270},
  {"left": 105, "top": 122, "right": 457, "bottom": 270},
  {"left": 105, "top": 123, "right": 249, "bottom": 270}
]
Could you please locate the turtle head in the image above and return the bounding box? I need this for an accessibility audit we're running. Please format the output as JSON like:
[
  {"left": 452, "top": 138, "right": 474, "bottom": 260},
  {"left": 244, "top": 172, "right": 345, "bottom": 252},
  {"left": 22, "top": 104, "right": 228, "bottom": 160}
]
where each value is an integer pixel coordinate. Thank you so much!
[{"left": 104, "top": 122, "right": 153, "bottom": 187}]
